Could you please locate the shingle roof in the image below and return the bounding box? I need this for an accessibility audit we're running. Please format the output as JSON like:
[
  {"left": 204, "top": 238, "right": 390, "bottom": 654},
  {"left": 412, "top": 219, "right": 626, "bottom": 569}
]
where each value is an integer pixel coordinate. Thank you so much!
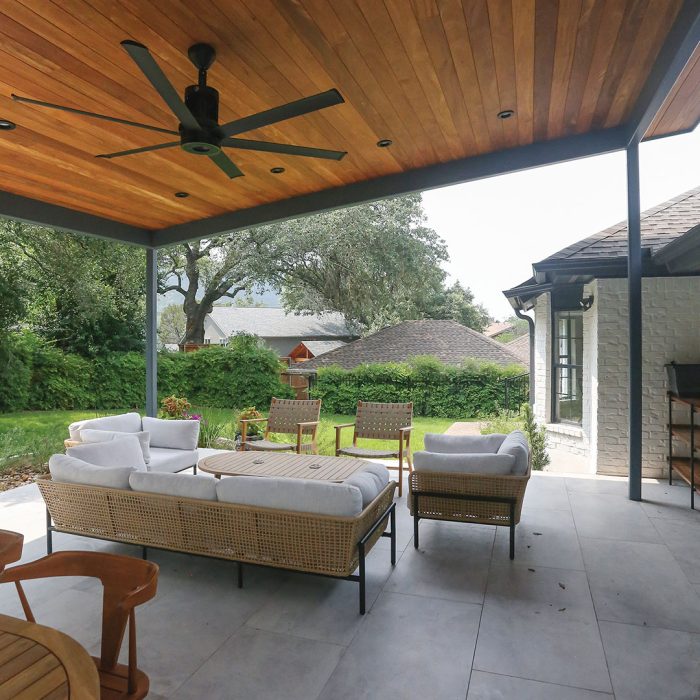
[
  {"left": 536, "top": 185, "right": 700, "bottom": 266},
  {"left": 484, "top": 321, "right": 514, "bottom": 337},
  {"left": 505, "top": 334, "right": 530, "bottom": 365},
  {"left": 207, "top": 307, "right": 354, "bottom": 339},
  {"left": 302, "top": 319, "right": 525, "bottom": 370},
  {"left": 301, "top": 340, "right": 348, "bottom": 356}
]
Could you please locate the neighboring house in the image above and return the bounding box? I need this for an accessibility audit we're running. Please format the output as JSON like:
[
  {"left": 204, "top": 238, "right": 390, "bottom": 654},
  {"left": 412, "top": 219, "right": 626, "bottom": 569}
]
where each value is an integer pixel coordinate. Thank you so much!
[
  {"left": 289, "top": 340, "right": 348, "bottom": 362},
  {"left": 484, "top": 321, "right": 514, "bottom": 338},
  {"left": 204, "top": 307, "right": 357, "bottom": 356},
  {"left": 301, "top": 319, "right": 525, "bottom": 370},
  {"left": 505, "top": 334, "right": 530, "bottom": 366},
  {"left": 504, "top": 186, "right": 700, "bottom": 478}
]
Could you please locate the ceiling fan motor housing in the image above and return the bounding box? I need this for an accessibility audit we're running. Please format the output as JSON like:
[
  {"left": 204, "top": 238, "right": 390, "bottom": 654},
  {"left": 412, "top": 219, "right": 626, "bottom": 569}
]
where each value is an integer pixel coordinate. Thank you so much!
[{"left": 180, "top": 84, "right": 222, "bottom": 155}]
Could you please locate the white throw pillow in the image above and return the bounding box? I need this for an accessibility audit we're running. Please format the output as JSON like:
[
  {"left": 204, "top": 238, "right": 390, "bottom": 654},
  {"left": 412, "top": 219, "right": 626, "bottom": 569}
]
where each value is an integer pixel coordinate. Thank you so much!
[
  {"left": 129, "top": 471, "right": 217, "bottom": 501},
  {"left": 142, "top": 417, "right": 200, "bottom": 450},
  {"left": 216, "top": 476, "right": 363, "bottom": 516},
  {"left": 81, "top": 429, "right": 151, "bottom": 463},
  {"left": 66, "top": 434, "right": 147, "bottom": 471},
  {"left": 49, "top": 454, "right": 134, "bottom": 489},
  {"left": 68, "top": 412, "right": 142, "bottom": 441},
  {"left": 413, "top": 451, "right": 515, "bottom": 475}
]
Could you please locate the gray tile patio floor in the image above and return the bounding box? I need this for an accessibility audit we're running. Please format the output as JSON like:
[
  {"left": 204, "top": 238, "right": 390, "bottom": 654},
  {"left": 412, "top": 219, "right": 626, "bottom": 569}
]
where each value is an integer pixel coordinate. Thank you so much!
[{"left": 1, "top": 472, "right": 699, "bottom": 699}]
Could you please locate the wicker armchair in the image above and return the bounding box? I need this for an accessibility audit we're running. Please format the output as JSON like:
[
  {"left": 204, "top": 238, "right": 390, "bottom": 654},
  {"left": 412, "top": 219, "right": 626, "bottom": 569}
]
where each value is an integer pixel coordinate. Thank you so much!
[
  {"left": 409, "top": 432, "right": 531, "bottom": 558},
  {"left": 240, "top": 398, "right": 321, "bottom": 454},
  {"left": 335, "top": 401, "right": 413, "bottom": 496}
]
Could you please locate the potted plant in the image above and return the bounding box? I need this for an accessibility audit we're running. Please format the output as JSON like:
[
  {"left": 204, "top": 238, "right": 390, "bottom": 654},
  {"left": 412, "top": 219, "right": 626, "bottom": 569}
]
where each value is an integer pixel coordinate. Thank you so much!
[{"left": 236, "top": 407, "right": 265, "bottom": 444}]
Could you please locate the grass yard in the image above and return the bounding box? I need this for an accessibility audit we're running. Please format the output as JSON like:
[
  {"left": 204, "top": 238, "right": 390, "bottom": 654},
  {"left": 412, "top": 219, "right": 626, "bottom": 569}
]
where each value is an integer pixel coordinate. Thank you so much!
[{"left": 0, "top": 408, "right": 457, "bottom": 474}]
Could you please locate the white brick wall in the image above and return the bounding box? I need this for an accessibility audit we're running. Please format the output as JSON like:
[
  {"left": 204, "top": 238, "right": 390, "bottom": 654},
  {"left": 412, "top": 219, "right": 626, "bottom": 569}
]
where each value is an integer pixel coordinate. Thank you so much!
[{"left": 533, "top": 277, "right": 700, "bottom": 478}]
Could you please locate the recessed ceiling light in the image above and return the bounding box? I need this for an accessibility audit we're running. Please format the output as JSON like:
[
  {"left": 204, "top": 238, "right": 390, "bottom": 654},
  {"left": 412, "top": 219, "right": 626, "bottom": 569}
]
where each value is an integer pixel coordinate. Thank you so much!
[
  {"left": 174, "top": 191, "right": 189, "bottom": 198},
  {"left": 376, "top": 139, "right": 392, "bottom": 148},
  {"left": 270, "top": 167, "right": 285, "bottom": 174},
  {"left": 0, "top": 119, "right": 16, "bottom": 130},
  {"left": 497, "top": 109, "right": 515, "bottom": 120}
]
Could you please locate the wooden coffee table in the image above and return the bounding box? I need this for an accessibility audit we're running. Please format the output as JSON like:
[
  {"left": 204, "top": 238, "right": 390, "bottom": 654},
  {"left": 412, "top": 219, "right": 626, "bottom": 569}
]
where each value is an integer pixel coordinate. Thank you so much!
[{"left": 199, "top": 451, "right": 372, "bottom": 481}]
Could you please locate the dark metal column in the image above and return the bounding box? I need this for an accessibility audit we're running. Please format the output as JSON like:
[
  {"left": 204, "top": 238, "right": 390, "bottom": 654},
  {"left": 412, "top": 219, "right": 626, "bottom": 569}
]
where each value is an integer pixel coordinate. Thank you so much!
[
  {"left": 627, "top": 143, "right": 643, "bottom": 501},
  {"left": 145, "top": 248, "right": 158, "bottom": 417}
]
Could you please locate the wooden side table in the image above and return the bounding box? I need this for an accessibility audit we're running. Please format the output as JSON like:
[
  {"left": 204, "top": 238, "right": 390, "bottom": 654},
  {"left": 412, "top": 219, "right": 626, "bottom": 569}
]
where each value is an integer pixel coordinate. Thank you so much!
[{"left": 0, "top": 613, "right": 100, "bottom": 699}]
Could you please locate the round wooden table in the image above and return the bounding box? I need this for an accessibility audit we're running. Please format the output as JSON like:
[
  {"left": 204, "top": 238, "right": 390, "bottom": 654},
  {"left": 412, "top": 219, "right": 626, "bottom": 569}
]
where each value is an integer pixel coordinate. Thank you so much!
[
  {"left": 199, "top": 450, "right": 372, "bottom": 481},
  {"left": 0, "top": 613, "right": 100, "bottom": 699}
]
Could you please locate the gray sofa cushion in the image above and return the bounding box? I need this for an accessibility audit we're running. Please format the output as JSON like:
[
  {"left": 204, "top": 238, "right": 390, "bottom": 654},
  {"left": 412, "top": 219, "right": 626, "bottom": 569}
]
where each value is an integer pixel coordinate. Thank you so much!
[
  {"left": 424, "top": 433, "right": 507, "bottom": 454},
  {"left": 68, "top": 412, "right": 142, "bottom": 441},
  {"left": 49, "top": 454, "right": 134, "bottom": 489},
  {"left": 216, "top": 476, "right": 363, "bottom": 516},
  {"left": 344, "top": 471, "right": 382, "bottom": 507},
  {"left": 142, "top": 417, "right": 200, "bottom": 450},
  {"left": 129, "top": 471, "right": 217, "bottom": 501},
  {"left": 66, "top": 435, "right": 146, "bottom": 471},
  {"left": 81, "top": 428, "right": 151, "bottom": 463},
  {"left": 413, "top": 451, "right": 515, "bottom": 475},
  {"left": 148, "top": 448, "right": 198, "bottom": 474},
  {"left": 497, "top": 431, "right": 530, "bottom": 475}
]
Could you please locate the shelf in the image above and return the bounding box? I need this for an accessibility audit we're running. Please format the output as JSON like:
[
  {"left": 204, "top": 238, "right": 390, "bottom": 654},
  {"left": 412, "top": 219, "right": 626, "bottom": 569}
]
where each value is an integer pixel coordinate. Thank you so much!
[
  {"left": 670, "top": 424, "right": 700, "bottom": 447},
  {"left": 669, "top": 395, "right": 700, "bottom": 409},
  {"left": 669, "top": 457, "right": 700, "bottom": 490}
]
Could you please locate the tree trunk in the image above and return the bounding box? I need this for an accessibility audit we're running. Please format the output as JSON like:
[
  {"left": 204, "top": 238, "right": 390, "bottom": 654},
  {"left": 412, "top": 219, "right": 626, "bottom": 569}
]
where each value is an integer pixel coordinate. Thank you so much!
[{"left": 182, "top": 306, "right": 210, "bottom": 344}]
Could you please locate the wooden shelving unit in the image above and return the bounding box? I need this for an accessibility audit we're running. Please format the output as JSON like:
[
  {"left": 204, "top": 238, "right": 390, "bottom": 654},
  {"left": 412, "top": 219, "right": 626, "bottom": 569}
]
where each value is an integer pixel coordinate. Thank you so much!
[{"left": 668, "top": 394, "right": 699, "bottom": 509}]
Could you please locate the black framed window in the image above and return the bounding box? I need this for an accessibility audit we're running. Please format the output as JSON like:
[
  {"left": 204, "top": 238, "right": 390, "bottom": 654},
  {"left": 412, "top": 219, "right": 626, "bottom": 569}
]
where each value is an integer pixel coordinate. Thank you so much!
[{"left": 553, "top": 311, "right": 583, "bottom": 424}]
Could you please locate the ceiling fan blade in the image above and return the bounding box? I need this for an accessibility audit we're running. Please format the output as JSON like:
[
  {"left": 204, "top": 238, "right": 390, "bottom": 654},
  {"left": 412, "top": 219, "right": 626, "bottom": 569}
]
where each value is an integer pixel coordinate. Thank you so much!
[
  {"left": 208, "top": 151, "right": 244, "bottom": 178},
  {"left": 121, "top": 40, "right": 200, "bottom": 131},
  {"left": 11, "top": 94, "right": 178, "bottom": 136},
  {"left": 220, "top": 89, "right": 344, "bottom": 137},
  {"left": 222, "top": 138, "right": 346, "bottom": 161},
  {"left": 96, "top": 141, "right": 180, "bottom": 159}
]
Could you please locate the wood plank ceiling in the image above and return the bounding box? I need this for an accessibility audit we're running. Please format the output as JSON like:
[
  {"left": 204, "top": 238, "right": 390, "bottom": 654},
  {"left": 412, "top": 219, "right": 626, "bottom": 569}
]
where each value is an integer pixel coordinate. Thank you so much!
[{"left": 0, "top": 0, "right": 693, "bottom": 234}]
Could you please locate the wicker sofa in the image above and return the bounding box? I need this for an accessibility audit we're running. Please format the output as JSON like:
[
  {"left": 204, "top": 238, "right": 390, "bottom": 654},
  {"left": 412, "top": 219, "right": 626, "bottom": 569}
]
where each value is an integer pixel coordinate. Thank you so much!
[
  {"left": 409, "top": 431, "right": 531, "bottom": 559},
  {"left": 39, "top": 457, "right": 397, "bottom": 614}
]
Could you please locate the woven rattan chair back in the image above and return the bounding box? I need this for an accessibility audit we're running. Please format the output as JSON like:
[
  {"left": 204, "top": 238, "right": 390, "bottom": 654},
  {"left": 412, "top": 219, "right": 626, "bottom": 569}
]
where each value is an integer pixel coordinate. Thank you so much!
[
  {"left": 355, "top": 401, "right": 413, "bottom": 440},
  {"left": 267, "top": 398, "right": 321, "bottom": 435}
]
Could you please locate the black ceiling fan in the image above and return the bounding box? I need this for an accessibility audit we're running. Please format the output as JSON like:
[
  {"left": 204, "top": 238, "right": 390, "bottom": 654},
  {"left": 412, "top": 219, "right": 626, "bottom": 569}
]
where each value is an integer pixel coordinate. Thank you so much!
[{"left": 12, "top": 40, "right": 347, "bottom": 179}]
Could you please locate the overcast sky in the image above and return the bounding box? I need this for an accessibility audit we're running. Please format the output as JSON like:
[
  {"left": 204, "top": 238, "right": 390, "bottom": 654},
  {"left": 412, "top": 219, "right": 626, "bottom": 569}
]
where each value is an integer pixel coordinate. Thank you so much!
[{"left": 421, "top": 126, "right": 700, "bottom": 320}]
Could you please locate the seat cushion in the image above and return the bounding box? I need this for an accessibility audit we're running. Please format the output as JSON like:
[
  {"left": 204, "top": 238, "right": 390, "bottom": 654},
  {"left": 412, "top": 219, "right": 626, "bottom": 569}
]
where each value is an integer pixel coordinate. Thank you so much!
[
  {"left": 49, "top": 454, "right": 134, "bottom": 489},
  {"left": 424, "top": 433, "right": 506, "bottom": 454},
  {"left": 148, "top": 448, "right": 198, "bottom": 474},
  {"left": 497, "top": 431, "right": 530, "bottom": 475},
  {"left": 413, "top": 451, "right": 515, "bottom": 475},
  {"left": 216, "top": 476, "right": 363, "bottom": 516},
  {"left": 129, "top": 471, "right": 217, "bottom": 501},
  {"left": 245, "top": 439, "right": 295, "bottom": 451},
  {"left": 359, "top": 463, "right": 391, "bottom": 491},
  {"left": 344, "top": 471, "right": 383, "bottom": 507},
  {"left": 68, "top": 412, "right": 142, "bottom": 441},
  {"left": 66, "top": 435, "right": 146, "bottom": 471},
  {"left": 338, "top": 446, "right": 399, "bottom": 459},
  {"left": 80, "top": 429, "right": 151, "bottom": 463},
  {"left": 142, "top": 417, "right": 200, "bottom": 450}
]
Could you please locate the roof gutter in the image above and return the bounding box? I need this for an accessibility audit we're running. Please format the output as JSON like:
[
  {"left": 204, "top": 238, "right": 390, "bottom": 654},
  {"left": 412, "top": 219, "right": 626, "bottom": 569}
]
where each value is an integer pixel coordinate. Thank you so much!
[{"left": 514, "top": 309, "right": 535, "bottom": 406}]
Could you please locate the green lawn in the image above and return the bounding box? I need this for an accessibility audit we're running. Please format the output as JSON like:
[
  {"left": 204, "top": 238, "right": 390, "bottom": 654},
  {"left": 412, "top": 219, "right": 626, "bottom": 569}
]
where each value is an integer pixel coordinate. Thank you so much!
[{"left": 0, "top": 408, "right": 457, "bottom": 470}]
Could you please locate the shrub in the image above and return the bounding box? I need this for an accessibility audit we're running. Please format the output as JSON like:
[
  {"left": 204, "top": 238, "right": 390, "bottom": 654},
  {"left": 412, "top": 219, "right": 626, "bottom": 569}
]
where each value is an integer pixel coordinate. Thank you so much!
[
  {"left": 0, "top": 333, "right": 34, "bottom": 412},
  {"left": 91, "top": 352, "right": 145, "bottom": 408},
  {"left": 237, "top": 406, "right": 265, "bottom": 436},
  {"left": 522, "top": 404, "right": 550, "bottom": 471},
  {"left": 312, "top": 358, "right": 525, "bottom": 418},
  {"left": 27, "top": 341, "right": 92, "bottom": 410},
  {"left": 159, "top": 395, "right": 192, "bottom": 418}
]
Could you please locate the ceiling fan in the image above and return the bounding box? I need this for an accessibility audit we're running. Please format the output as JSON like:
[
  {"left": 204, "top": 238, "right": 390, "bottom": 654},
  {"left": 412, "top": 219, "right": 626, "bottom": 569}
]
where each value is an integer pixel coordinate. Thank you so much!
[{"left": 12, "top": 40, "right": 347, "bottom": 179}]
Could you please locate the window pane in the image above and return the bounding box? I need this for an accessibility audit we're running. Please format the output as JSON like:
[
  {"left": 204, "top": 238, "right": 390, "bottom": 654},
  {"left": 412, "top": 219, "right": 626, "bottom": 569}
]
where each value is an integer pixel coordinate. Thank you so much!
[{"left": 554, "top": 310, "right": 583, "bottom": 424}]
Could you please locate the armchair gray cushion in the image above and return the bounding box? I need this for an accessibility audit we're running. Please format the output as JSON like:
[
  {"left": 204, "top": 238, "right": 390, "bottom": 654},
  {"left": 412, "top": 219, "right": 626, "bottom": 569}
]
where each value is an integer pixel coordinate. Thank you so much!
[
  {"left": 424, "top": 433, "right": 507, "bottom": 454},
  {"left": 497, "top": 431, "right": 529, "bottom": 475}
]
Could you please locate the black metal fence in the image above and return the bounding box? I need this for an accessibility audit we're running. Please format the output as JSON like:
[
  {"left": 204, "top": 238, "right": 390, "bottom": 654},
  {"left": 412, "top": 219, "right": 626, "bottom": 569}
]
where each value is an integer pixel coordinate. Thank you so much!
[{"left": 502, "top": 373, "right": 530, "bottom": 414}]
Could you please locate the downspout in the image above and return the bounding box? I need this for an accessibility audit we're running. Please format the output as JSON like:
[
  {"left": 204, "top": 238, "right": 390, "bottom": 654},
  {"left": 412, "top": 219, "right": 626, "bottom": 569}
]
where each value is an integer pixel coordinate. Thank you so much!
[{"left": 515, "top": 308, "right": 535, "bottom": 407}]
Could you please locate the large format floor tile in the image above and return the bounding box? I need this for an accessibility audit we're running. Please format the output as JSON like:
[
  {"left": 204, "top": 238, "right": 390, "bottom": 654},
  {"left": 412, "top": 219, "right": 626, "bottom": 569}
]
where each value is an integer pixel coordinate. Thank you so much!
[
  {"left": 570, "top": 491, "right": 661, "bottom": 543},
  {"left": 467, "top": 671, "right": 614, "bottom": 699},
  {"left": 317, "top": 591, "right": 481, "bottom": 700},
  {"left": 581, "top": 537, "right": 700, "bottom": 633},
  {"left": 521, "top": 473, "right": 572, "bottom": 511},
  {"left": 600, "top": 620, "right": 700, "bottom": 700},
  {"left": 473, "top": 564, "right": 612, "bottom": 693},
  {"left": 650, "top": 516, "right": 700, "bottom": 583}
]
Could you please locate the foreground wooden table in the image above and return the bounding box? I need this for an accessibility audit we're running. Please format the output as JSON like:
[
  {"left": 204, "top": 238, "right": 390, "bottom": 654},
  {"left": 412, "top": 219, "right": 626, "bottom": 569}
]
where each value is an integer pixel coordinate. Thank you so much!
[
  {"left": 199, "top": 451, "right": 371, "bottom": 481},
  {"left": 0, "top": 613, "right": 99, "bottom": 699}
]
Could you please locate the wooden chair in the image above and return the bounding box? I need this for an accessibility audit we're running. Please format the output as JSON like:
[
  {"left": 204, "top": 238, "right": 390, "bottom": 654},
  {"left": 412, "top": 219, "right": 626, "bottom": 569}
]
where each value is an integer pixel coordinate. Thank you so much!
[
  {"left": 0, "top": 551, "right": 159, "bottom": 700},
  {"left": 0, "top": 530, "right": 23, "bottom": 572},
  {"left": 240, "top": 397, "right": 321, "bottom": 454},
  {"left": 335, "top": 401, "right": 413, "bottom": 496}
]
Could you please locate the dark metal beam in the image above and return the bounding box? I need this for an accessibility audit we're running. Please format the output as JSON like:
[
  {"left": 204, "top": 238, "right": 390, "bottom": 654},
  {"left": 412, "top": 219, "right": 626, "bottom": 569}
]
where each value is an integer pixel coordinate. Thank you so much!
[
  {"left": 0, "top": 190, "right": 151, "bottom": 246},
  {"left": 627, "top": 143, "right": 643, "bottom": 501},
  {"left": 145, "top": 248, "right": 158, "bottom": 417},
  {"left": 629, "top": 1, "right": 700, "bottom": 145},
  {"left": 153, "top": 127, "right": 629, "bottom": 248}
]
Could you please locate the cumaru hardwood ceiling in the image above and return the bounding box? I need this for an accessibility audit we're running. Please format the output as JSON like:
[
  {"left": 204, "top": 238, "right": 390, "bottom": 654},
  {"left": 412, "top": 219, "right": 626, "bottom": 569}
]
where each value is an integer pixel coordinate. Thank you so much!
[{"left": 0, "top": 0, "right": 696, "bottom": 236}]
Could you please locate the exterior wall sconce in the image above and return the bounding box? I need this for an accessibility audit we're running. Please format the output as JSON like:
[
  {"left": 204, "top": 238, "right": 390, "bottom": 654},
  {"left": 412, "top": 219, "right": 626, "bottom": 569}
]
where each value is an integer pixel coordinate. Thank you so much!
[{"left": 580, "top": 295, "right": 594, "bottom": 311}]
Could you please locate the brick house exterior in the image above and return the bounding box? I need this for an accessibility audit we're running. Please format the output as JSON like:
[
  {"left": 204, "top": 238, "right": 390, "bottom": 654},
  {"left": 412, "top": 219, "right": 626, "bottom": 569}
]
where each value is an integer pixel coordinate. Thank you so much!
[{"left": 505, "top": 187, "right": 700, "bottom": 478}]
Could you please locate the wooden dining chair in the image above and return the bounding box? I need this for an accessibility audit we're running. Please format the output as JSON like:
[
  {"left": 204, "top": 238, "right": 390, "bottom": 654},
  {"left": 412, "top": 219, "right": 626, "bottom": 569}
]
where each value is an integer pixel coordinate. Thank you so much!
[
  {"left": 0, "top": 551, "right": 159, "bottom": 700},
  {"left": 335, "top": 401, "right": 414, "bottom": 496},
  {"left": 0, "top": 530, "right": 23, "bottom": 572}
]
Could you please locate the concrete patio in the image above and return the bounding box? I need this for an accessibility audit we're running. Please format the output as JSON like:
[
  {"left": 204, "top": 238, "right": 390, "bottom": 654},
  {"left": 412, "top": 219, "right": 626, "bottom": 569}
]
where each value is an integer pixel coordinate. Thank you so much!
[{"left": 1, "top": 471, "right": 698, "bottom": 699}]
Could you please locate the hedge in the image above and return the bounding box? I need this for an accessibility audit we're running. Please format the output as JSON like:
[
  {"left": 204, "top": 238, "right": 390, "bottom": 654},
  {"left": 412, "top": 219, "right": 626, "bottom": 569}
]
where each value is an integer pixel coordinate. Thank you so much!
[
  {"left": 0, "top": 332, "right": 293, "bottom": 412},
  {"left": 311, "top": 356, "right": 525, "bottom": 418}
]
